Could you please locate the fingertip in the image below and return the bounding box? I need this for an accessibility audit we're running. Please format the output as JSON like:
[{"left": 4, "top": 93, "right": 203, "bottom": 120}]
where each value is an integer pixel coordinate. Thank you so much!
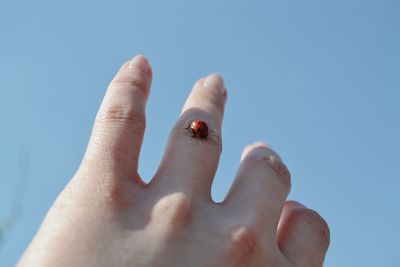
[
  {"left": 278, "top": 201, "right": 330, "bottom": 266},
  {"left": 284, "top": 200, "right": 307, "bottom": 210},
  {"left": 240, "top": 142, "right": 276, "bottom": 162},
  {"left": 128, "top": 55, "right": 151, "bottom": 73},
  {"left": 204, "top": 73, "right": 224, "bottom": 89}
]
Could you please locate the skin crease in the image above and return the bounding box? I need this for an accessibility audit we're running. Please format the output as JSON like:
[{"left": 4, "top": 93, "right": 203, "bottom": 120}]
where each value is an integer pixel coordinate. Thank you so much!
[{"left": 18, "top": 55, "right": 330, "bottom": 267}]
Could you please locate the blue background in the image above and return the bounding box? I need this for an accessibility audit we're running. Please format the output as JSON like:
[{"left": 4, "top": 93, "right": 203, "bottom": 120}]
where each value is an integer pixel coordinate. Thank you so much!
[{"left": 1, "top": 1, "right": 399, "bottom": 266}]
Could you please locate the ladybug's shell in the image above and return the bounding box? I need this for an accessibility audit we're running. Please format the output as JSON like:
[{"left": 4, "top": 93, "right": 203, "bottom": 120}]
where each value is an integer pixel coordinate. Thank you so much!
[{"left": 190, "top": 120, "right": 209, "bottom": 138}]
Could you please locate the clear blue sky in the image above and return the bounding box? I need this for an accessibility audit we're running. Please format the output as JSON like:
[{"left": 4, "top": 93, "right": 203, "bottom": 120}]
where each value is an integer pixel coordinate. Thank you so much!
[{"left": 0, "top": 1, "right": 399, "bottom": 266}]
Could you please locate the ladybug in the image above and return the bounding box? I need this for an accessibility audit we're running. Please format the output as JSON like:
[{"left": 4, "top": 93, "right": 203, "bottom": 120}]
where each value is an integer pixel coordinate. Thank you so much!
[{"left": 186, "top": 120, "right": 209, "bottom": 138}]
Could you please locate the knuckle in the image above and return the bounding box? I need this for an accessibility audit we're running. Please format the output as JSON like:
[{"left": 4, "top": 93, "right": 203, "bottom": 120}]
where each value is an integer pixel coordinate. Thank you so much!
[
  {"left": 244, "top": 153, "right": 291, "bottom": 192},
  {"left": 227, "top": 226, "right": 261, "bottom": 264},
  {"left": 53, "top": 178, "right": 136, "bottom": 213},
  {"left": 73, "top": 173, "right": 137, "bottom": 210},
  {"left": 98, "top": 180, "right": 136, "bottom": 209},
  {"left": 96, "top": 104, "right": 146, "bottom": 127},
  {"left": 151, "top": 192, "right": 193, "bottom": 230},
  {"left": 289, "top": 208, "right": 330, "bottom": 246}
]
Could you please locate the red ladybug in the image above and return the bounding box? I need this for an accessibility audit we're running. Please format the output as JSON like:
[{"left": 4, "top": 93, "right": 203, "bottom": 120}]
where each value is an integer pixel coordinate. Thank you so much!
[{"left": 186, "top": 120, "right": 209, "bottom": 138}]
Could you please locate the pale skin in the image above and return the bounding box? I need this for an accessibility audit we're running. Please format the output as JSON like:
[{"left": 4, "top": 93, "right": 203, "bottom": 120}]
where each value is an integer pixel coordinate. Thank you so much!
[{"left": 18, "top": 55, "right": 330, "bottom": 267}]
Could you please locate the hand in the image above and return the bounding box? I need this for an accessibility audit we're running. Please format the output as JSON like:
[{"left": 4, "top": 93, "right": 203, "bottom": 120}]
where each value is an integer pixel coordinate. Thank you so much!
[{"left": 18, "top": 55, "right": 330, "bottom": 267}]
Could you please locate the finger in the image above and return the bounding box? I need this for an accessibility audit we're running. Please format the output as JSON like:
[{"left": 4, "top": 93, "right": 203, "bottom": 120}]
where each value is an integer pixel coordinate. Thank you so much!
[
  {"left": 82, "top": 55, "right": 152, "bottom": 184},
  {"left": 278, "top": 201, "right": 330, "bottom": 267},
  {"left": 152, "top": 74, "right": 227, "bottom": 198},
  {"left": 223, "top": 143, "right": 291, "bottom": 240}
]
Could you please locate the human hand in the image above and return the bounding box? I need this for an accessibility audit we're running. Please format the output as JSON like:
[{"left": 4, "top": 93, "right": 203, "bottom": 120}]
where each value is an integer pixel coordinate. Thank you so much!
[{"left": 18, "top": 55, "right": 330, "bottom": 267}]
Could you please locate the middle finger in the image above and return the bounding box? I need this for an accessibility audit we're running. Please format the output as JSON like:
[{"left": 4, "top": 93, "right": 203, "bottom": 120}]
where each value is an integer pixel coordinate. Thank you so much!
[{"left": 151, "top": 74, "right": 227, "bottom": 199}]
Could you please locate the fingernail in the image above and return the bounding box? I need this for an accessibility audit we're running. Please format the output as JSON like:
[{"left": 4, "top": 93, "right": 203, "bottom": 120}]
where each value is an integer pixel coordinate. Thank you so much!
[
  {"left": 128, "top": 55, "right": 150, "bottom": 74},
  {"left": 241, "top": 142, "right": 281, "bottom": 162},
  {"left": 297, "top": 202, "right": 307, "bottom": 208},
  {"left": 222, "top": 88, "right": 228, "bottom": 103},
  {"left": 288, "top": 200, "right": 307, "bottom": 209},
  {"left": 251, "top": 141, "right": 272, "bottom": 149},
  {"left": 241, "top": 142, "right": 291, "bottom": 181},
  {"left": 203, "top": 73, "right": 225, "bottom": 95}
]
